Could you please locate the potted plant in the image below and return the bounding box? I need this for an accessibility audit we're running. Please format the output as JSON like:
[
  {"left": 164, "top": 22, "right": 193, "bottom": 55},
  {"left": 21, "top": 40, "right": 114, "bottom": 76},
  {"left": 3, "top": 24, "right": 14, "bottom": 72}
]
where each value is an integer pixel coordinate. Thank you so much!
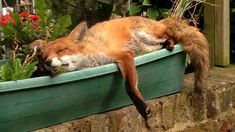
[{"left": 0, "top": 0, "right": 198, "bottom": 131}]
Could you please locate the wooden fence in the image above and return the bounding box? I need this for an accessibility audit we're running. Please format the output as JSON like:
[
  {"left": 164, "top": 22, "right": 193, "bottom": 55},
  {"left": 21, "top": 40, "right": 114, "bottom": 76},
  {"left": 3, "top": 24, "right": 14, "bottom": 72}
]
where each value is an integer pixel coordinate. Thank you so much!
[{"left": 204, "top": 0, "right": 230, "bottom": 66}]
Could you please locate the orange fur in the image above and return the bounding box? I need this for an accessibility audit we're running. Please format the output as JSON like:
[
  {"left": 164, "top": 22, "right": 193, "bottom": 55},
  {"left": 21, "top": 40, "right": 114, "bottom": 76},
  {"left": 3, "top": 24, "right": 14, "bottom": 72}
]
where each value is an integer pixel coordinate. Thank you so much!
[
  {"left": 160, "top": 18, "right": 210, "bottom": 93},
  {"left": 32, "top": 16, "right": 209, "bottom": 126}
]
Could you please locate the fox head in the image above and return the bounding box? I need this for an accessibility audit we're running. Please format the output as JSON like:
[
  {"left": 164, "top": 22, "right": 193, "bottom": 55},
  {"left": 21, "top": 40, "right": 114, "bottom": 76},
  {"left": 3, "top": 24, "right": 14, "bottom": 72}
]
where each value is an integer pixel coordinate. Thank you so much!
[{"left": 30, "top": 22, "right": 88, "bottom": 74}]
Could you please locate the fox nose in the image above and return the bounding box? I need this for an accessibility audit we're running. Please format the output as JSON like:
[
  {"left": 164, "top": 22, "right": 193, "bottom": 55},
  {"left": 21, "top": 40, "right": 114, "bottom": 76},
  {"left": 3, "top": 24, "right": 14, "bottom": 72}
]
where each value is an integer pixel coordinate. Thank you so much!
[{"left": 45, "top": 59, "right": 52, "bottom": 66}]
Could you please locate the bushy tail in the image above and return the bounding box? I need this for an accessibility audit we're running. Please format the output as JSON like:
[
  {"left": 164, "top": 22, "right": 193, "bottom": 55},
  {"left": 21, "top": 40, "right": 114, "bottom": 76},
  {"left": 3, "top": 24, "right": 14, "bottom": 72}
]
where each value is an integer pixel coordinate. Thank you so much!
[{"left": 160, "top": 17, "right": 210, "bottom": 93}]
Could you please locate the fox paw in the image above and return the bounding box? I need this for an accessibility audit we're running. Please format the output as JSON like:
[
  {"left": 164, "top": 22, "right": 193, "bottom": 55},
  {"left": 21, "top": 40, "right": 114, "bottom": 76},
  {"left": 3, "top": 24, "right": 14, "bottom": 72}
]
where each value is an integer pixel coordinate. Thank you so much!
[
  {"left": 166, "top": 45, "right": 174, "bottom": 51},
  {"left": 146, "top": 106, "right": 152, "bottom": 118},
  {"left": 144, "top": 105, "right": 157, "bottom": 129}
]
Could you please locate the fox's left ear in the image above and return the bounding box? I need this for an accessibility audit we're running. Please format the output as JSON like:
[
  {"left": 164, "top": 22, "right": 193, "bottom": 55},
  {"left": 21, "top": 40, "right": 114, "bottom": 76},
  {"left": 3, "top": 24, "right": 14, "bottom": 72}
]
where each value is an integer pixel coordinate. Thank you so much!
[{"left": 67, "top": 21, "right": 88, "bottom": 43}]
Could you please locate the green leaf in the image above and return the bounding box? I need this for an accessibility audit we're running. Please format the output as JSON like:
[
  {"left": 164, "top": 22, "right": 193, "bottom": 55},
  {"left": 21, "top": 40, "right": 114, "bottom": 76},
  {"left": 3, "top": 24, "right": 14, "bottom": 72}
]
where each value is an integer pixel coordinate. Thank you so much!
[
  {"left": 147, "top": 7, "right": 160, "bottom": 20},
  {"left": 35, "top": 0, "right": 52, "bottom": 38},
  {"left": 129, "top": 3, "right": 142, "bottom": 16},
  {"left": 11, "top": 58, "right": 21, "bottom": 80},
  {"left": 22, "top": 61, "right": 38, "bottom": 78},
  {"left": 35, "top": 0, "right": 48, "bottom": 11},
  {"left": 142, "top": 0, "right": 151, "bottom": 6},
  {"left": 159, "top": 8, "right": 170, "bottom": 18},
  {"left": 0, "top": 64, "right": 11, "bottom": 81},
  {"left": 232, "top": 8, "right": 235, "bottom": 13},
  {"left": 51, "top": 15, "right": 72, "bottom": 39},
  {"left": 98, "top": 0, "right": 113, "bottom": 5},
  {"left": 0, "top": 59, "right": 38, "bottom": 82}
]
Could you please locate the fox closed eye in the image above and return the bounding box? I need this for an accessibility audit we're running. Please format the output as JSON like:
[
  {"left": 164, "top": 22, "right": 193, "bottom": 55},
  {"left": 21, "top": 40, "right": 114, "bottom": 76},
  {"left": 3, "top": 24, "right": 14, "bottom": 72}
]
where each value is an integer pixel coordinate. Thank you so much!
[{"left": 57, "top": 48, "right": 68, "bottom": 53}]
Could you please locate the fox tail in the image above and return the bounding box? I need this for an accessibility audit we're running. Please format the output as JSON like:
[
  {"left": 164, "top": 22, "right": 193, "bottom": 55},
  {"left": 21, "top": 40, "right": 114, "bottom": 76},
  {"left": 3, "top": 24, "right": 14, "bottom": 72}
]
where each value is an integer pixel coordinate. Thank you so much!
[{"left": 160, "top": 17, "right": 210, "bottom": 93}]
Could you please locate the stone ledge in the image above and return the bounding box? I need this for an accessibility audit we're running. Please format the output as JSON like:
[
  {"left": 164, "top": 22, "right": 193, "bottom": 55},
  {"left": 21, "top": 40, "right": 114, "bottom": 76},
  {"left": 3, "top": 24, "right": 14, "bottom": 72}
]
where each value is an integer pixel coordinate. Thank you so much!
[{"left": 34, "top": 65, "right": 235, "bottom": 132}]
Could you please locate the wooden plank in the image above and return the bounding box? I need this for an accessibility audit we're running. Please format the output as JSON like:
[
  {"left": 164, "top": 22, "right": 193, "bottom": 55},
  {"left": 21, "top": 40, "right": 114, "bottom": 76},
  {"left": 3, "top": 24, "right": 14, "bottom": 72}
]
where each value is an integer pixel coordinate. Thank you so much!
[
  {"left": 204, "top": 0, "right": 216, "bottom": 67},
  {"left": 214, "top": 0, "right": 230, "bottom": 66}
]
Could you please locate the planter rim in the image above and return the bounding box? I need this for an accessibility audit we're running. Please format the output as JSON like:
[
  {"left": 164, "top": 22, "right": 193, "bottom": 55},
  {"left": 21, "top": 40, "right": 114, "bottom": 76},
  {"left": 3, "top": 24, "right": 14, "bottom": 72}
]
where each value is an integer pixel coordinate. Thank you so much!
[{"left": 0, "top": 45, "right": 183, "bottom": 92}]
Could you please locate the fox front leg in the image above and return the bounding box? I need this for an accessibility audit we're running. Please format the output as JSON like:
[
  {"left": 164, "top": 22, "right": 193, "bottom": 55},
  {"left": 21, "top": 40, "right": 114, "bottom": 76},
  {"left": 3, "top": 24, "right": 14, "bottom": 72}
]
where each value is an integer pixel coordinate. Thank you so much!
[{"left": 111, "top": 50, "right": 152, "bottom": 121}]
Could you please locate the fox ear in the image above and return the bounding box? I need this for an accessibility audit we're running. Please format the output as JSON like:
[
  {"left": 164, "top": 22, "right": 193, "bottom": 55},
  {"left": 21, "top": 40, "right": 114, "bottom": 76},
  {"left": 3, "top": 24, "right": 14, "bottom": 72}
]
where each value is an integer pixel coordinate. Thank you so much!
[
  {"left": 67, "top": 21, "right": 88, "bottom": 43},
  {"left": 29, "top": 39, "right": 47, "bottom": 51}
]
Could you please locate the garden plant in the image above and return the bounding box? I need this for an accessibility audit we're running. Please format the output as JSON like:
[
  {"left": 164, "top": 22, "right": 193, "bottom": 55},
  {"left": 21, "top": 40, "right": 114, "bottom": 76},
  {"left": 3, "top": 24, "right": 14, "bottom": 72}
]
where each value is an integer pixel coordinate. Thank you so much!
[{"left": 0, "top": 0, "right": 71, "bottom": 81}]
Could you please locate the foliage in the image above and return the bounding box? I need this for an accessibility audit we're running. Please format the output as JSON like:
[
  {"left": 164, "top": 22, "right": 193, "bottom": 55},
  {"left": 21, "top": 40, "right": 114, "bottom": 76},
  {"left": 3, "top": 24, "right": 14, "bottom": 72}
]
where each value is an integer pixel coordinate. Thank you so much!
[
  {"left": 170, "top": 0, "right": 205, "bottom": 25},
  {"left": 0, "top": 0, "right": 71, "bottom": 48},
  {"left": 0, "top": 58, "right": 37, "bottom": 82},
  {"left": 0, "top": 12, "right": 38, "bottom": 48},
  {"left": 35, "top": 0, "right": 72, "bottom": 40},
  {"left": 0, "top": 0, "right": 72, "bottom": 82},
  {"left": 46, "top": 0, "right": 112, "bottom": 27},
  {"left": 112, "top": 0, "right": 170, "bottom": 20}
]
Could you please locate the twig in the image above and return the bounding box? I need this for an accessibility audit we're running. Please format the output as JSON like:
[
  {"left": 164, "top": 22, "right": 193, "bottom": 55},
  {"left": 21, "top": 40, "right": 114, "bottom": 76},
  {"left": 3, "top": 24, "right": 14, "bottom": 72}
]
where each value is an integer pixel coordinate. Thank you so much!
[
  {"left": 170, "top": 0, "right": 206, "bottom": 25},
  {"left": 12, "top": 44, "right": 18, "bottom": 61},
  {"left": 22, "top": 46, "right": 37, "bottom": 67},
  {"left": 12, "top": 33, "right": 20, "bottom": 61},
  {"left": 2, "top": 0, "right": 9, "bottom": 7}
]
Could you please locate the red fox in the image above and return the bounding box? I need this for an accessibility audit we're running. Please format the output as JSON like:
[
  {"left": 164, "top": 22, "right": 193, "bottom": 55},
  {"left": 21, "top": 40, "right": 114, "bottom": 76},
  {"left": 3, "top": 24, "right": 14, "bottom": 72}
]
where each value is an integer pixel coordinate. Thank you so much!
[{"left": 31, "top": 16, "right": 209, "bottom": 125}]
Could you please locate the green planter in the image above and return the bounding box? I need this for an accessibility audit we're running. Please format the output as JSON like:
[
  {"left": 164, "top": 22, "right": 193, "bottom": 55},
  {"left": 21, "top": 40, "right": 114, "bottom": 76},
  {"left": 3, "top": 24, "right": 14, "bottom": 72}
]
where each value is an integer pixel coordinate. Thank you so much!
[{"left": 0, "top": 45, "right": 186, "bottom": 131}]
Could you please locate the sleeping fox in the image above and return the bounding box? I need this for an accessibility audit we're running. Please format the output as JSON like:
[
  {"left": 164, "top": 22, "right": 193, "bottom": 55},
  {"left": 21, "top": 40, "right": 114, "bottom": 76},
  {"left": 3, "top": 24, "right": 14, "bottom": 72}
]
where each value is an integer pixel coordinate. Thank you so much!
[{"left": 31, "top": 16, "right": 209, "bottom": 125}]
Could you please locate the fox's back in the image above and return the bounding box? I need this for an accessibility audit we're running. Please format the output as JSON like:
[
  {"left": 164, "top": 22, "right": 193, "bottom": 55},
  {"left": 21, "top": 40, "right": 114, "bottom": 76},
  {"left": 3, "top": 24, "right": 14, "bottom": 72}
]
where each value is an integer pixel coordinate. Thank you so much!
[{"left": 84, "top": 17, "right": 168, "bottom": 55}]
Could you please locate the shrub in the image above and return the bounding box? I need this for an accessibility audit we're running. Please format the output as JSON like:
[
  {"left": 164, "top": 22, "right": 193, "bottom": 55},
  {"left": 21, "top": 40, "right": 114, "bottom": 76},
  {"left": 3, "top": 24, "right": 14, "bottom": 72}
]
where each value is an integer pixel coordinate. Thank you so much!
[{"left": 0, "top": 0, "right": 72, "bottom": 81}]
